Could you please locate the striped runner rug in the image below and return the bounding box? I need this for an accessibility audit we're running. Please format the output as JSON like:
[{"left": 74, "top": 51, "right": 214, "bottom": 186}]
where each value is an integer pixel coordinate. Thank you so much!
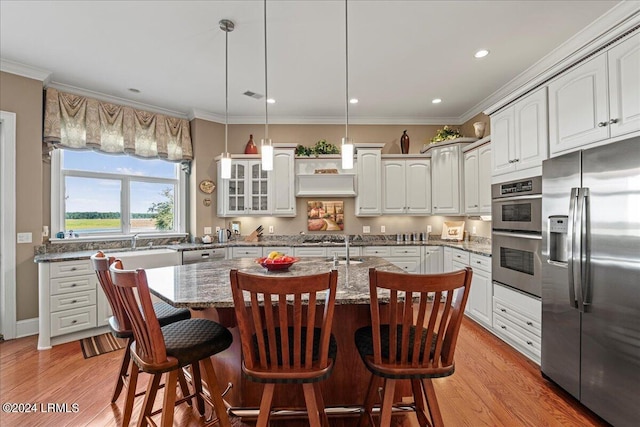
[{"left": 80, "top": 333, "right": 127, "bottom": 359}]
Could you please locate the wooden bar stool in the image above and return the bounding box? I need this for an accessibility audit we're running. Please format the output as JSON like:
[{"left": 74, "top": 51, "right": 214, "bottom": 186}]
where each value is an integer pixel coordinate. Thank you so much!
[
  {"left": 229, "top": 269, "right": 338, "bottom": 427},
  {"left": 109, "top": 259, "right": 233, "bottom": 427},
  {"left": 354, "top": 267, "right": 473, "bottom": 427},
  {"left": 91, "top": 252, "right": 192, "bottom": 426}
]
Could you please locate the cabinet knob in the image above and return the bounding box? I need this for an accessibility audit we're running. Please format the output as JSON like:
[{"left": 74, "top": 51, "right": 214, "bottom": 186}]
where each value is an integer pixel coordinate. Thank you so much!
[
  {"left": 597, "top": 121, "right": 608, "bottom": 127},
  {"left": 476, "top": 261, "right": 482, "bottom": 264},
  {"left": 514, "top": 158, "right": 520, "bottom": 162},
  {"left": 500, "top": 308, "right": 506, "bottom": 312},
  {"left": 70, "top": 267, "right": 77, "bottom": 271},
  {"left": 501, "top": 325, "right": 507, "bottom": 330},
  {"left": 71, "top": 300, "right": 77, "bottom": 304},
  {"left": 71, "top": 320, "right": 77, "bottom": 324},
  {"left": 609, "top": 118, "right": 619, "bottom": 124},
  {"left": 526, "top": 321, "right": 533, "bottom": 326},
  {"left": 71, "top": 283, "right": 77, "bottom": 287},
  {"left": 526, "top": 340, "right": 533, "bottom": 346}
]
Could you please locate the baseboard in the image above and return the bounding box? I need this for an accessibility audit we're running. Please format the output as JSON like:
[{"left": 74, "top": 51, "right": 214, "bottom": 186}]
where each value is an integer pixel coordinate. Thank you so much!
[{"left": 16, "top": 317, "right": 39, "bottom": 338}]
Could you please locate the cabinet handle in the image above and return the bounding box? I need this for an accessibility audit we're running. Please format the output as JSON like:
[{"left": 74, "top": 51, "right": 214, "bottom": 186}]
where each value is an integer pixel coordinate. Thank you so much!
[
  {"left": 500, "top": 308, "right": 506, "bottom": 312},
  {"left": 526, "top": 340, "right": 533, "bottom": 346},
  {"left": 501, "top": 325, "right": 507, "bottom": 330},
  {"left": 597, "top": 121, "right": 608, "bottom": 127},
  {"left": 609, "top": 118, "right": 619, "bottom": 124},
  {"left": 71, "top": 300, "right": 77, "bottom": 304},
  {"left": 476, "top": 261, "right": 482, "bottom": 264},
  {"left": 71, "top": 320, "right": 77, "bottom": 324},
  {"left": 514, "top": 158, "right": 520, "bottom": 162},
  {"left": 71, "top": 283, "right": 77, "bottom": 287},
  {"left": 473, "top": 204, "right": 478, "bottom": 207},
  {"left": 70, "top": 267, "right": 77, "bottom": 271},
  {"left": 526, "top": 321, "right": 533, "bottom": 326}
]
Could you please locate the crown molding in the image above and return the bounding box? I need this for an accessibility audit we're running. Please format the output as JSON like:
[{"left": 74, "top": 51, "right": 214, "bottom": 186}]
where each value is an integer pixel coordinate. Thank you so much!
[
  {"left": 46, "top": 82, "right": 189, "bottom": 118},
  {"left": 0, "top": 58, "right": 52, "bottom": 84},
  {"left": 188, "top": 108, "right": 225, "bottom": 123},
  {"left": 190, "top": 114, "right": 461, "bottom": 126},
  {"left": 482, "top": 1, "right": 640, "bottom": 115}
]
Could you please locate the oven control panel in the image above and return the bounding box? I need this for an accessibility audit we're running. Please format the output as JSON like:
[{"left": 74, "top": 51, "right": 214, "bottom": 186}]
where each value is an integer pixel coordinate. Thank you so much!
[{"left": 501, "top": 179, "right": 533, "bottom": 195}]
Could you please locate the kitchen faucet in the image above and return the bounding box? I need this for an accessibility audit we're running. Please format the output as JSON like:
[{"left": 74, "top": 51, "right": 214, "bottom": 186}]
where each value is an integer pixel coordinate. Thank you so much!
[
  {"left": 131, "top": 234, "right": 139, "bottom": 249},
  {"left": 345, "top": 234, "right": 350, "bottom": 265}
]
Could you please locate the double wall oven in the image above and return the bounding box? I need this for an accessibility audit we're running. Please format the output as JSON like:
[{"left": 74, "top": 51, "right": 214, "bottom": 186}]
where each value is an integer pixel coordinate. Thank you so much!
[{"left": 492, "top": 177, "right": 542, "bottom": 298}]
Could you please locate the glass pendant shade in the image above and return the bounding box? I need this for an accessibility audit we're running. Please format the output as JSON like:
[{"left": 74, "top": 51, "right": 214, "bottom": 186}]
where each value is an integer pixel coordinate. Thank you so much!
[
  {"left": 261, "top": 139, "right": 273, "bottom": 171},
  {"left": 341, "top": 137, "right": 354, "bottom": 170},
  {"left": 220, "top": 154, "right": 232, "bottom": 179}
]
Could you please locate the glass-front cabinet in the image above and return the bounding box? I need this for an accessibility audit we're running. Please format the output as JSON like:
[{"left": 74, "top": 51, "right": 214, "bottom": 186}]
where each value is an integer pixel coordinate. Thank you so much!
[{"left": 218, "top": 159, "right": 270, "bottom": 216}]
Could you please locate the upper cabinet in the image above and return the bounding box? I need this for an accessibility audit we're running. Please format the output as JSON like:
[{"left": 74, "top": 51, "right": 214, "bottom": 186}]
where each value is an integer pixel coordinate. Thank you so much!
[
  {"left": 549, "top": 33, "right": 640, "bottom": 155},
  {"left": 217, "top": 159, "right": 270, "bottom": 217},
  {"left": 355, "top": 148, "right": 382, "bottom": 216},
  {"left": 491, "top": 87, "right": 548, "bottom": 180},
  {"left": 464, "top": 141, "right": 491, "bottom": 214},
  {"left": 270, "top": 149, "right": 296, "bottom": 217},
  {"left": 431, "top": 144, "right": 465, "bottom": 215},
  {"left": 382, "top": 158, "right": 431, "bottom": 215}
]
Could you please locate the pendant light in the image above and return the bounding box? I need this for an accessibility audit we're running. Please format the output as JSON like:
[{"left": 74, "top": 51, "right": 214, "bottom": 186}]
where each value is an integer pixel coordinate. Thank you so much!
[
  {"left": 341, "top": 0, "right": 354, "bottom": 170},
  {"left": 220, "top": 19, "right": 234, "bottom": 180},
  {"left": 261, "top": 0, "right": 273, "bottom": 171}
]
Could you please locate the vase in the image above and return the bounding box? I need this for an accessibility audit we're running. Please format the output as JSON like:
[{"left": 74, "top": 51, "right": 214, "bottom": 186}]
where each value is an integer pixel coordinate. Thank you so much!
[
  {"left": 473, "top": 122, "right": 486, "bottom": 139},
  {"left": 400, "top": 130, "right": 410, "bottom": 154},
  {"left": 244, "top": 134, "right": 258, "bottom": 154}
]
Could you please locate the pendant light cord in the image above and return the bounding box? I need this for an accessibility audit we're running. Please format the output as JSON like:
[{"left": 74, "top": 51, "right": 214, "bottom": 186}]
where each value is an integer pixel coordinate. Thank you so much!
[
  {"left": 345, "top": 0, "right": 349, "bottom": 140},
  {"left": 264, "top": 0, "right": 269, "bottom": 141},
  {"left": 224, "top": 21, "right": 229, "bottom": 155}
]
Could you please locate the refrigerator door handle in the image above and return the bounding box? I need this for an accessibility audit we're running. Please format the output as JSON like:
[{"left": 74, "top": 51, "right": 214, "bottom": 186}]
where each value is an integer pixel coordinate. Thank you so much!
[
  {"left": 581, "top": 188, "right": 591, "bottom": 310},
  {"left": 575, "top": 188, "right": 585, "bottom": 312},
  {"left": 567, "top": 187, "right": 579, "bottom": 308}
]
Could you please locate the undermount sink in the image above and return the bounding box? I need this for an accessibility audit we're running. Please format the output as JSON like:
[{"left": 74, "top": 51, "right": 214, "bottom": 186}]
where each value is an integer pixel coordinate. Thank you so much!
[{"left": 327, "top": 257, "right": 364, "bottom": 265}]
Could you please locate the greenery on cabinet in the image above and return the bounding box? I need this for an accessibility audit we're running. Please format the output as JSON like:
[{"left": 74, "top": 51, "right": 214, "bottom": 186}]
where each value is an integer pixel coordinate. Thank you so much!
[
  {"left": 295, "top": 139, "right": 341, "bottom": 156},
  {"left": 430, "top": 126, "right": 463, "bottom": 143}
]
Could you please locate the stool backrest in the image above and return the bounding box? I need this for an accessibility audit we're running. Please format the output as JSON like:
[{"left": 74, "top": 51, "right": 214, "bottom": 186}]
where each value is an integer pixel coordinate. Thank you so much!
[
  {"left": 368, "top": 267, "right": 472, "bottom": 374},
  {"left": 230, "top": 269, "right": 338, "bottom": 373},
  {"left": 109, "top": 260, "right": 168, "bottom": 367},
  {"left": 91, "top": 251, "right": 131, "bottom": 333}
]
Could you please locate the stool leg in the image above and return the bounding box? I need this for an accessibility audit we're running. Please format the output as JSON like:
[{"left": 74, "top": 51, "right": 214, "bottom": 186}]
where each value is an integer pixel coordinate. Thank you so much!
[
  {"left": 302, "top": 383, "right": 322, "bottom": 426},
  {"left": 411, "top": 379, "right": 429, "bottom": 426},
  {"left": 191, "top": 362, "right": 206, "bottom": 416},
  {"left": 379, "top": 379, "right": 396, "bottom": 427},
  {"left": 177, "top": 368, "right": 192, "bottom": 407},
  {"left": 358, "top": 375, "right": 381, "bottom": 427},
  {"left": 314, "top": 382, "right": 329, "bottom": 427},
  {"left": 112, "top": 337, "right": 133, "bottom": 402},
  {"left": 137, "top": 374, "right": 162, "bottom": 427},
  {"left": 160, "top": 370, "right": 178, "bottom": 427},
  {"left": 200, "top": 357, "right": 231, "bottom": 427},
  {"left": 122, "top": 361, "right": 139, "bottom": 427},
  {"left": 256, "top": 383, "right": 275, "bottom": 427},
  {"left": 422, "top": 378, "right": 444, "bottom": 427}
]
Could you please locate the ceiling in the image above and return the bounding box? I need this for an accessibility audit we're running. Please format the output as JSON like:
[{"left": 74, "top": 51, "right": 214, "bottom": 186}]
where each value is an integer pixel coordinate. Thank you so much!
[{"left": 0, "top": 1, "right": 622, "bottom": 124}]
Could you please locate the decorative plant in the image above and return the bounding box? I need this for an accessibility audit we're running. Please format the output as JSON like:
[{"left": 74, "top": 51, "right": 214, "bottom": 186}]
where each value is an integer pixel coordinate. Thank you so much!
[
  {"left": 295, "top": 139, "right": 341, "bottom": 156},
  {"left": 430, "top": 126, "right": 462, "bottom": 143}
]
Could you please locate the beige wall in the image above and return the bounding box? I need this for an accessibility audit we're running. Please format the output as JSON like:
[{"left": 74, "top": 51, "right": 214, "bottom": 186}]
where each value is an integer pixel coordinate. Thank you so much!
[
  {"left": 0, "top": 72, "right": 44, "bottom": 320},
  {"left": 460, "top": 111, "right": 491, "bottom": 139}
]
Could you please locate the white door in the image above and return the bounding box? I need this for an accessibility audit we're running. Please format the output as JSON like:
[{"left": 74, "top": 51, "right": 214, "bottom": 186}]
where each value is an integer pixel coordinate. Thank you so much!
[
  {"left": 464, "top": 150, "right": 479, "bottom": 213},
  {"left": 515, "top": 87, "right": 548, "bottom": 171},
  {"left": 432, "top": 146, "right": 460, "bottom": 214},
  {"left": 355, "top": 149, "right": 382, "bottom": 216},
  {"left": 405, "top": 159, "right": 431, "bottom": 214},
  {"left": 248, "top": 161, "right": 269, "bottom": 214},
  {"left": 382, "top": 160, "right": 406, "bottom": 214},
  {"left": 271, "top": 150, "right": 296, "bottom": 216},
  {"left": 490, "top": 107, "right": 516, "bottom": 176},
  {"left": 468, "top": 269, "right": 492, "bottom": 327},
  {"left": 608, "top": 32, "right": 640, "bottom": 138},
  {"left": 478, "top": 144, "right": 492, "bottom": 213}
]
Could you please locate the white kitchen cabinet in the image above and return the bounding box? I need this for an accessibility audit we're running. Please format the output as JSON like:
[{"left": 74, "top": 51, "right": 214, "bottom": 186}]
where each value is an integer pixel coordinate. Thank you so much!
[
  {"left": 443, "top": 247, "right": 453, "bottom": 272},
  {"left": 363, "top": 246, "right": 423, "bottom": 273},
  {"left": 270, "top": 149, "right": 296, "bottom": 216},
  {"left": 491, "top": 87, "right": 548, "bottom": 179},
  {"left": 463, "top": 142, "right": 491, "bottom": 214},
  {"left": 549, "top": 33, "right": 640, "bottom": 155},
  {"left": 262, "top": 246, "right": 293, "bottom": 256},
  {"left": 217, "top": 159, "right": 270, "bottom": 217},
  {"left": 382, "top": 158, "right": 431, "bottom": 215},
  {"left": 355, "top": 148, "right": 382, "bottom": 216},
  {"left": 230, "top": 247, "right": 263, "bottom": 259},
  {"left": 293, "top": 247, "right": 327, "bottom": 257},
  {"left": 493, "top": 283, "right": 541, "bottom": 364},
  {"left": 423, "top": 246, "right": 443, "bottom": 273},
  {"left": 431, "top": 144, "right": 464, "bottom": 214},
  {"left": 466, "top": 254, "right": 492, "bottom": 328}
]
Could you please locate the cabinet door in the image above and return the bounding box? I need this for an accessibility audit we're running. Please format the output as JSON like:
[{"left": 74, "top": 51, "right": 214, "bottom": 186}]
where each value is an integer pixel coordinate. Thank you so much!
[
  {"left": 608, "top": 32, "right": 640, "bottom": 138},
  {"left": 248, "top": 161, "right": 269, "bottom": 214},
  {"left": 225, "top": 162, "right": 247, "bottom": 216},
  {"left": 491, "top": 107, "right": 516, "bottom": 176},
  {"left": 423, "top": 247, "right": 443, "bottom": 274},
  {"left": 478, "top": 144, "right": 492, "bottom": 213},
  {"left": 431, "top": 146, "right": 460, "bottom": 214},
  {"left": 271, "top": 150, "right": 296, "bottom": 216},
  {"left": 443, "top": 247, "right": 453, "bottom": 272},
  {"left": 515, "top": 87, "right": 548, "bottom": 171},
  {"left": 405, "top": 159, "right": 431, "bottom": 214},
  {"left": 355, "top": 149, "right": 382, "bottom": 216},
  {"left": 382, "top": 160, "right": 406, "bottom": 214},
  {"left": 548, "top": 53, "right": 609, "bottom": 155},
  {"left": 468, "top": 268, "right": 492, "bottom": 328},
  {"left": 464, "top": 150, "right": 479, "bottom": 213}
]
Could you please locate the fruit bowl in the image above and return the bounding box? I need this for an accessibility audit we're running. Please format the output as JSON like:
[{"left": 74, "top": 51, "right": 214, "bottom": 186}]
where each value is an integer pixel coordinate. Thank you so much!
[{"left": 256, "top": 256, "right": 299, "bottom": 271}]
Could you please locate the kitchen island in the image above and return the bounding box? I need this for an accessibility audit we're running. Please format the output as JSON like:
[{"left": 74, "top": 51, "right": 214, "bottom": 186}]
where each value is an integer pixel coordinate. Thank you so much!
[{"left": 144, "top": 256, "right": 416, "bottom": 426}]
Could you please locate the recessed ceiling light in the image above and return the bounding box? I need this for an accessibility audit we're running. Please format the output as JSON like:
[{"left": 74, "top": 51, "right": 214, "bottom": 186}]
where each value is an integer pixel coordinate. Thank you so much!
[
  {"left": 349, "top": 98, "right": 358, "bottom": 104},
  {"left": 267, "top": 98, "right": 276, "bottom": 104},
  {"left": 474, "top": 49, "right": 490, "bottom": 58},
  {"left": 432, "top": 98, "right": 442, "bottom": 104},
  {"left": 128, "top": 88, "right": 141, "bottom": 93}
]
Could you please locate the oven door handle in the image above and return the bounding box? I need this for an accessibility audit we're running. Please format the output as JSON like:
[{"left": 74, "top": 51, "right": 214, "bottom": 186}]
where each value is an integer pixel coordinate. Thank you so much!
[
  {"left": 493, "top": 194, "right": 542, "bottom": 202},
  {"left": 567, "top": 188, "right": 579, "bottom": 309},
  {"left": 491, "top": 231, "right": 542, "bottom": 240}
]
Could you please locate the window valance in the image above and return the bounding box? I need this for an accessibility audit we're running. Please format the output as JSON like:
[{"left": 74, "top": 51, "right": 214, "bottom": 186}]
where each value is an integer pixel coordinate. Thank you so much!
[{"left": 43, "top": 88, "right": 193, "bottom": 162}]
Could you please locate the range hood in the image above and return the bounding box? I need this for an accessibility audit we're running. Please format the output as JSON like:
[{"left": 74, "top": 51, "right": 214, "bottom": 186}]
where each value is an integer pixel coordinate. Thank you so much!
[{"left": 295, "top": 156, "right": 356, "bottom": 197}]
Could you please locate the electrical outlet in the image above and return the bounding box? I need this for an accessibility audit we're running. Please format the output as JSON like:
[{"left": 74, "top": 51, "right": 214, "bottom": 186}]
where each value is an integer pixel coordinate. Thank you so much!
[
  {"left": 427, "top": 225, "right": 432, "bottom": 233},
  {"left": 380, "top": 225, "right": 386, "bottom": 233},
  {"left": 215, "top": 226, "right": 221, "bottom": 233},
  {"left": 472, "top": 226, "right": 477, "bottom": 234},
  {"left": 204, "top": 226, "right": 212, "bottom": 235},
  {"left": 17, "top": 232, "right": 32, "bottom": 243},
  {"left": 363, "top": 226, "right": 370, "bottom": 233},
  {"left": 42, "top": 225, "right": 49, "bottom": 237},
  {"left": 269, "top": 225, "right": 274, "bottom": 234}
]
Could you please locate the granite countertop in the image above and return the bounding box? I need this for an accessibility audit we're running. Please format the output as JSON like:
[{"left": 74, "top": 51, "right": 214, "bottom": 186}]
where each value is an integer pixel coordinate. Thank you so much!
[
  {"left": 145, "top": 256, "right": 403, "bottom": 309},
  {"left": 34, "top": 236, "right": 491, "bottom": 262}
]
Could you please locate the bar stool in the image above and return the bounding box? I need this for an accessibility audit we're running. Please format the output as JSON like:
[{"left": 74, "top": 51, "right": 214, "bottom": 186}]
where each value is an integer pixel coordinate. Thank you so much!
[
  {"left": 109, "top": 258, "right": 233, "bottom": 427},
  {"left": 229, "top": 269, "right": 339, "bottom": 427},
  {"left": 354, "top": 267, "right": 472, "bottom": 427},
  {"left": 91, "top": 252, "right": 192, "bottom": 426}
]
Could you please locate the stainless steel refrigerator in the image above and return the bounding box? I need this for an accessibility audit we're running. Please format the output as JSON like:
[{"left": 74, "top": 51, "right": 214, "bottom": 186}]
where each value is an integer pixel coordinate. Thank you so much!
[{"left": 541, "top": 136, "right": 640, "bottom": 426}]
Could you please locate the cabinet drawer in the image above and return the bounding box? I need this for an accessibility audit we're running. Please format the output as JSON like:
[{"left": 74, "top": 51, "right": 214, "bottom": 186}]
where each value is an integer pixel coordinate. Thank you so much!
[
  {"left": 50, "top": 274, "right": 96, "bottom": 295},
  {"left": 327, "top": 247, "right": 361, "bottom": 258},
  {"left": 387, "top": 258, "right": 420, "bottom": 273},
  {"left": 493, "top": 312, "right": 541, "bottom": 359},
  {"left": 451, "top": 249, "right": 470, "bottom": 264},
  {"left": 50, "top": 260, "right": 92, "bottom": 278},
  {"left": 50, "top": 290, "right": 96, "bottom": 312},
  {"left": 390, "top": 246, "right": 420, "bottom": 257},
  {"left": 470, "top": 254, "right": 491, "bottom": 272},
  {"left": 493, "top": 283, "right": 541, "bottom": 323},
  {"left": 294, "top": 247, "right": 327, "bottom": 257},
  {"left": 231, "top": 247, "right": 263, "bottom": 258},
  {"left": 362, "top": 246, "right": 391, "bottom": 257},
  {"left": 493, "top": 298, "right": 541, "bottom": 337},
  {"left": 51, "top": 306, "right": 97, "bottom": 337}
]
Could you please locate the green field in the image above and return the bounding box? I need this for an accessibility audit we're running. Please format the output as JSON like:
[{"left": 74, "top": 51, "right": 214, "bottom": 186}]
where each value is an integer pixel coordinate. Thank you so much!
[{"left": 65, "top": 218, "right": 156, "bottom": 230}]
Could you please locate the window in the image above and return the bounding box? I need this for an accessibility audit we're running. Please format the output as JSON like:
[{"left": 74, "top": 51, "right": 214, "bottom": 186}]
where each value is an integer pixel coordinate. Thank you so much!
[{"left": 51, "top": 149, "right": 186, "bottom": 238}]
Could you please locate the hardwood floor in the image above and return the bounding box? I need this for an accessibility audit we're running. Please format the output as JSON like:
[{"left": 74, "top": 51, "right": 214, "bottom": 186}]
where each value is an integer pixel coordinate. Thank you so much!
[{"left": 0, "top": 316, "right": 608, "bottom": 426}]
